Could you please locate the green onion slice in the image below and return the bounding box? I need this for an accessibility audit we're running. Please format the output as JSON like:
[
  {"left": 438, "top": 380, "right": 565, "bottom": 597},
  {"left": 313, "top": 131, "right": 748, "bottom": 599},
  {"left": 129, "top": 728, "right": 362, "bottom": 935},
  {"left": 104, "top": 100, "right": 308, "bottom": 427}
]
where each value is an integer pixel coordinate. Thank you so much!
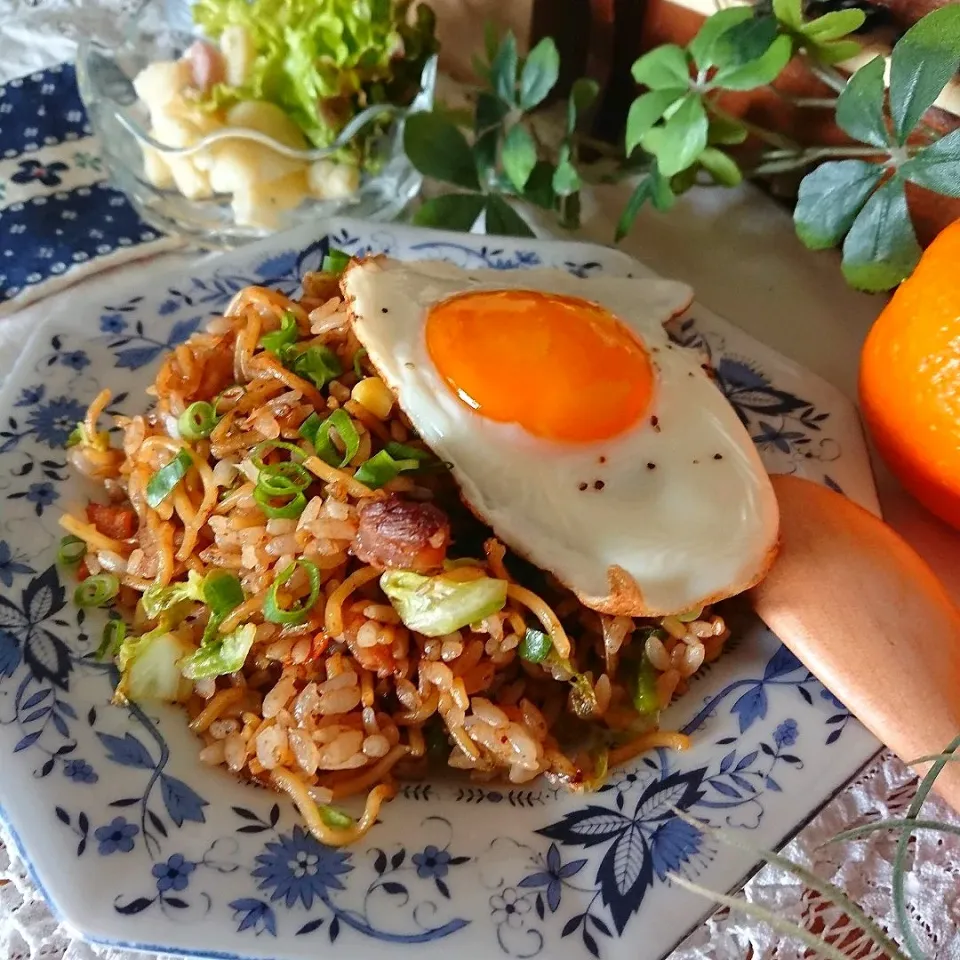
[
  {"left": 65, "top": 423, "right": 84, "bottom": 448},
  {"left": 318, "top": 804, "right": 355, "bottom": 829},
  {"left": 57, "top": 535, "right": 86, "bottom": 567},
  {"left": 676, "top": 606, "right": 704, "bottom": 623},
  {"left": 257, "top": 461, "right": 312, "bottom": 496},
  {"left": 354, "top": 449, "right": 420, "bottom": 489},
  {"left": 96, "top": 617, "right": 126, "bottom": 660},
  {"left": 322, "top": 248, "right": 351, "bottom": 275},
  {"left": 146, "top": 449, "right": 193, "bottom": 509},
  {"left": 383, "top": 441, "right": 432, "bottom": 464},
  {"left": 299, "top": 409, "right": 359, "bottom": 467},
  {"left": 201, "top": 570, "right": 245, "bottom": 644},
  {"left": 253, "top": 485, "right": 307, "bottom": 519},
  {"left": 74, "top": 573, "right": 120, "bottom": 608},
  {"left": 281, "top": 344, "right": 342, "bottom": 390},
  {"left": 259, "top": 311, "right": 299, "bottom": 354},
  {"left": 519, "top": 627, "right": 553, "bottom": 663},
  {"left": 353, "top": 347, "right": 367, "bottom": 379},
  {"left": 250, "top": 439, "right": 305, "bottom": 471},
  {"left": 178, "top": 401, "right": 218, "bottom": 440},
  {"left": 263, "top": 560, "right": 321, "bottom": 625},
  {"left": 632, "top": 654, "right": 660, "bottom": 715}
]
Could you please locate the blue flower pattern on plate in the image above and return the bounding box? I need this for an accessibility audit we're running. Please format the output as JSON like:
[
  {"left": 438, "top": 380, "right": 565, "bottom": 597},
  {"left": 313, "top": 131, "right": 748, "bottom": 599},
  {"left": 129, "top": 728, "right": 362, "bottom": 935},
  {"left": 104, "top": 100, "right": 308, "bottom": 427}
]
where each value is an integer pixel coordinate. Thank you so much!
[{"left": 0, "top": 221, "right": 880, "bottom": 960}]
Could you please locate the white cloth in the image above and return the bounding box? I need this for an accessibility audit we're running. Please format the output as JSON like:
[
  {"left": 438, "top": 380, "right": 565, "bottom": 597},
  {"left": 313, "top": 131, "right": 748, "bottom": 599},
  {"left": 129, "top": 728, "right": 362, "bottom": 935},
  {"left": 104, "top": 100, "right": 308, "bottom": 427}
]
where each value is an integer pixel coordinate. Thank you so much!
[{"left": 1, "top": 4, "right": 959, "bottom": 959}]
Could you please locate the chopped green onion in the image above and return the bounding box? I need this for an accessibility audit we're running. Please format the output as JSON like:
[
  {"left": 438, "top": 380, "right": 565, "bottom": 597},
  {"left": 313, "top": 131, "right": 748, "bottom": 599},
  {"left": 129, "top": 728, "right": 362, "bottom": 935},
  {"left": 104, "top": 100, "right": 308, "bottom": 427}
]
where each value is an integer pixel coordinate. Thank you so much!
[
  {"left": 180, "top": 623, "right": 256, "bottom": 681},
  {"left": 178, "top": 401, "right": 218, "bottom": 440},
  {"left": 632, "top": 655, "right": 660, "bottom": 715},
  {"left": 74, "top": 573, "right": 120, "bottom": 608},
  {"left": 146, "top": 449, "right": 193, "bottom": 509},
  {"left": 65, "top": 423, "right": 84, "bottom": 448},
  {"left": 258, "top": 461, "right": 312, "bottom": 495},
  {"left": 57, "top": 535, "right": 86, "bottom": 567},
  {"left": 519, "top": 627, "right": 553, "bottom": 663},
  {"left": 569, "top": 672, "right": 599, "bottom": 719},
  {"left": 354, "top": 449, "right": 420, "bottom": 488},
  {"left": 353, "top": 347, "right": 367, "bottom": 379},
  {"left": 263, "top": 560, "right": 321, "bottom": 625},
  {"left": 259, "top": 311, "right": 299, "bottom": 354},
  {"left": 318, "top": 804, "right": 355, "bottom": 829},
  {"left": 281, "top": 344, "right": 342, "bottom": 390},
  {"left": 299, "top": 409, "right": 359, "bottom": 467},
  {"left": 380, "top": 570, "right": 508, "bottom": 637},
  {"left": 384, "top": 441, "right": 432, "bottom": 463},
  {"left": 254, "top": 485, "right": 307, "bottom": 519},
  {"left": 676, "top": 606, "right": 704, "bottom": 623},
  {"left": 96, "top": 617, "right": 126, "bottom": 660},
  {"left": 250, "top": 439, "right": 305, "bottom": 471},
  {"left": 322, "top": 248, "right": 351, "bottom": 275}
]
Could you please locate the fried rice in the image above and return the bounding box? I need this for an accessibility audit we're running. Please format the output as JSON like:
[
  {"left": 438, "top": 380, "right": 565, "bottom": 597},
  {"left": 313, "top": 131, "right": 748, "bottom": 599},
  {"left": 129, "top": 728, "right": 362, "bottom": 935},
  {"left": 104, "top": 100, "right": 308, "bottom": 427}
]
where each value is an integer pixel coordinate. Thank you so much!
[{"left": 60, "top": 266, "right": 730, "bottom": 847}]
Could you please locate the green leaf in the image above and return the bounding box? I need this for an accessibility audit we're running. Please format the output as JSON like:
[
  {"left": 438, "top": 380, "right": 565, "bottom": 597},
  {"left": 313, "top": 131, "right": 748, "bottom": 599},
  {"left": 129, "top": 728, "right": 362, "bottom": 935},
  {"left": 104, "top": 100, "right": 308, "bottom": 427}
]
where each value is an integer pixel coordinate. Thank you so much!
[
  {"left": 889, "top": 5, "right": 960, "bottom": 144},
  {"left": 625, "top": 89, "right": 686, "bottom": 155},
  {"left": 474, "top": 91, "right": 507, "bottom": 175},
  {"left": 523, "top": 160, "right": 556, "bottom": 209},
  {"left": 901, "top": 128, "right": 960, "bottom": 198},
  {"left": 490, "top": 32, "right": 519, "bottom": 105},
  {"left": 615, "top": 166, "right": 674, "bottom": 242},
  {"left": 689, "top": 7, "right": 753, "bottom": 70},
  {"left": 699, "top": 147, "right": 742, "bottom": 186},
  {"left": 835, "top": 56, "right": 889, "bottom": 148},
  {"left": 412, "top": 193, "right": 487, "bottom": 231},
  {"left": 519, "top": 37, "right": 560, "bottom": 110},
  {"left": 802, "top": 9, "right": 866, "bottom": 41},
  {"left": 631, "top": 45, "right": 690, "bottom": 90},
  {"left": 552, "top": 154, "right": 580, "bottom": 197},
  {"left": 644, "top": 93, "right": 708, "bottom": 176},
  {"left": 484, "top": 21, "right": 500, "bottom": 62},
  {"left": 794, "top": 159, "right": 884, "bottom": 249},
  {"left": 501, "top": 124, "right": 538, "bottom": 191},
  {"left": 708, "top": 115, "right": 749, "bottom": 145},
  {"left": 567, "top": 77, "right": 600, "bottom": 135},
  {"left": 404, "top": 113, "right": 480, "bottom": 190},
  {"left": 714, "top": 16, "right": 779, "bottom": 70},
  {"left": 713, "top": 34, "right": 793, "bottom": 91},
  {"left": 772, "top": 0, "right": 802, "bottom": 32},
  {"left": 812, "top": 38, "right": 862, "bottom": 65},
  {"left": 842, "top": 176, "right": 921, "bottom": 291},
  {"left": 484, "top": 195, "right": 535, "bottom": 237}
]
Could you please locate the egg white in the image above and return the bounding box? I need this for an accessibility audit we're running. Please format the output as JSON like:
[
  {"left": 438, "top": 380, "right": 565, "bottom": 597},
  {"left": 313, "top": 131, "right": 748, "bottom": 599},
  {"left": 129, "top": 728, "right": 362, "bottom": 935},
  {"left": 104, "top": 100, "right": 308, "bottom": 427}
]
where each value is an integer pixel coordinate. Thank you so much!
[{"left": 341, "top": 258, "right": 779, "bottom": 616}]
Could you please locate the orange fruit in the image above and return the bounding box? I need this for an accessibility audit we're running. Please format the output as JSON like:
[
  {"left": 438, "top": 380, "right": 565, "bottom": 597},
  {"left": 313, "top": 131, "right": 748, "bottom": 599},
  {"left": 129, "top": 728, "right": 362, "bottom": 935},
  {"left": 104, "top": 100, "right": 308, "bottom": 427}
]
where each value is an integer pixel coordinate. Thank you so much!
[{"left": 860, "top": 219, "right": 960, "bottom": 530}]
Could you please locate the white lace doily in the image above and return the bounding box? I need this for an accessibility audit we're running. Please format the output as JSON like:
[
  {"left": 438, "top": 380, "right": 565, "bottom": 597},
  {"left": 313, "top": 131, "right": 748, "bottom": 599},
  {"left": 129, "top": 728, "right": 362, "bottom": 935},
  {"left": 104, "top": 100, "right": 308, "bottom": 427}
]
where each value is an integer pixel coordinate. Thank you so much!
[{"left": 2, "top": 3, "right": 959, "bottom": 958}]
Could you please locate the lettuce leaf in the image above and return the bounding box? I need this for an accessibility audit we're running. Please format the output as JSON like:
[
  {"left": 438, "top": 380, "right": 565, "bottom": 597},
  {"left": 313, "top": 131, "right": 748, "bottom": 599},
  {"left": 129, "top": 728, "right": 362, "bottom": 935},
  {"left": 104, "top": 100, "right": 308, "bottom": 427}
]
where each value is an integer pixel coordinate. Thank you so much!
[
  {"left": 192, "top": 0, "right": 436, "bottom": 148},
  {"left": 115, "top": 628, "right": 196, "bottom": 704},
  {"left": 180, "top": 623, "right": 256, "bottom": 680}
]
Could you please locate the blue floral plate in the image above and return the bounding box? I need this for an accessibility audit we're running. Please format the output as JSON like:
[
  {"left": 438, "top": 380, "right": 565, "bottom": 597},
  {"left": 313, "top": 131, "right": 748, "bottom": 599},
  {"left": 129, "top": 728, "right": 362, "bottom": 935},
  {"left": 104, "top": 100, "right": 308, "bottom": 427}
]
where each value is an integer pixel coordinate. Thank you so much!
[{"left": 0, "top": 219, "right": 880, "bottom": 960}]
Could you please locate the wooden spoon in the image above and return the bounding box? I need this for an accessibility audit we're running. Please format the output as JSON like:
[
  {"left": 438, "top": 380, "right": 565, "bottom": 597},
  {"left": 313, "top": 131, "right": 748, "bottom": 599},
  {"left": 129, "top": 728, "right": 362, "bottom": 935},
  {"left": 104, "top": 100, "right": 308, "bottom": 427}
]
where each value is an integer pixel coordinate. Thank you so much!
[{"left": 750, "top": 474, "right": 960, "bottom": 811}]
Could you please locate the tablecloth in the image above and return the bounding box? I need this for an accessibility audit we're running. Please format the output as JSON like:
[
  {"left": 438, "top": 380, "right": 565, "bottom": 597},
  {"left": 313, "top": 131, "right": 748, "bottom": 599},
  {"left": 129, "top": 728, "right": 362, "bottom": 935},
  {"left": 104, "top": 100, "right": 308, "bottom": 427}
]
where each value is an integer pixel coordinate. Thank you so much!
[{"left": 1, "top": 3, "right": 960, "bottom": 959}]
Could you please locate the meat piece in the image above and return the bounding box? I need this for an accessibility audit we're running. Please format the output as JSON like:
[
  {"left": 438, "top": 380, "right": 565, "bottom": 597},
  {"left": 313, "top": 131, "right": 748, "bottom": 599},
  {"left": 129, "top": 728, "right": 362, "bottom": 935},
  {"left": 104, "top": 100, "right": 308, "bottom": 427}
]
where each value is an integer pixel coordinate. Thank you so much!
[
  {"left": 86, "top": 502, "right": 138, "bottom": 540},
  {"left": 352, "top": 495, "right": 451, "bottom": 573},
  {"left": 182, "top": 40, "right": 226, "bottom": 94}
]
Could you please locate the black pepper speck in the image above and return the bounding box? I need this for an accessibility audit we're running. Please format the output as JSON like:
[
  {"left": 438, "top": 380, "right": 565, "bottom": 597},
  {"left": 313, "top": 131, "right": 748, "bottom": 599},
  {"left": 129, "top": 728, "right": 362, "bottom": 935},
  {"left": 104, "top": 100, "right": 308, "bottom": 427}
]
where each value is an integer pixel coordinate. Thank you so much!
[
  {"left": 713, "top": 453, "right": 723, "bottom": 460},
  {"left": 598, "top": 456, "right": 607, "bottom": 464},
  {"left": 593, "top": 480, "right": 605, "bottom": 491},
  {"left": 578, "top": 482, "right": 588, "bottom": 491},
  {"left": 646, "top": 462, "right": 656, "bottom": 470},
  {"left": 381, "top": 307, "right": 388, "bottom": 313}
]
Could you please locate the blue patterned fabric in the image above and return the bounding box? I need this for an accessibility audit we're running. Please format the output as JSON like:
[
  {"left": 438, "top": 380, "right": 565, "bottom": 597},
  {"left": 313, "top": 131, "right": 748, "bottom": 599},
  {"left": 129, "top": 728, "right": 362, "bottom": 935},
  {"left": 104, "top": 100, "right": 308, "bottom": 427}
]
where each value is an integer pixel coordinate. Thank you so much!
[{"left": 0, "top": 63, "right": 175, "bottom": 313}]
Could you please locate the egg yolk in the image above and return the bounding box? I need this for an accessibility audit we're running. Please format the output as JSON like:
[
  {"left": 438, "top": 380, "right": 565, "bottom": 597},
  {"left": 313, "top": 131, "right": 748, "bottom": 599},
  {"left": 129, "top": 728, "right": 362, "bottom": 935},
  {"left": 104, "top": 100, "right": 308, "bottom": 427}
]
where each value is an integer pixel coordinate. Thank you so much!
[{"left": 425, "top": 289, "right": 654, "bottom": 443}]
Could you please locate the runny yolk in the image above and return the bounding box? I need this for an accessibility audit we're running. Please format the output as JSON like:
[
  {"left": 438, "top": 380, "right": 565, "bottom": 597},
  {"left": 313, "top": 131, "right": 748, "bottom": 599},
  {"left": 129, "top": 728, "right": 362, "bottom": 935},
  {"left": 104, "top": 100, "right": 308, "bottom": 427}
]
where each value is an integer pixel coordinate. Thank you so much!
[{"left": 425, "top": 289, "right": 654, "bottom": 443}]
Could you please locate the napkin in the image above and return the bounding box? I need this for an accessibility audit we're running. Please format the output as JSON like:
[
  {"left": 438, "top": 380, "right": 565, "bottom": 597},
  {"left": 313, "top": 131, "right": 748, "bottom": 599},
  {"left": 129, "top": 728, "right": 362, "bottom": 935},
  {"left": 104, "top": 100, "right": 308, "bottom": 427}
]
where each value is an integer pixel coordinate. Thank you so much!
[{"left": 0, "top": 62, "right": 182, "bottom": 317}]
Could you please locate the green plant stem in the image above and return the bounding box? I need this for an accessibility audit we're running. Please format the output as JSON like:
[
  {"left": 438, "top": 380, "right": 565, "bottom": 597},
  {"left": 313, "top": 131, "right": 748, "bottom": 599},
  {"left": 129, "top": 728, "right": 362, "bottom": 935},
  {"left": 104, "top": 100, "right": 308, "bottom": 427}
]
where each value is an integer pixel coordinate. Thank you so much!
[
  {"left": 824, "top": 818, "right": 960, "bottom": 846},
  {"left": 671, "top": 809, "right": 907, "bottom": 960},
  {"left": 706, "top": 102, "right": 800, "bottom": 151},
  {"left": 782, "top": 95, "right": 839, "bottom": 108},
  {"left": 800, "top": 54, "right": 848, "bottom": 94},
  {"left": 667, "top": 873, "right": 909, "bottom": 960}
]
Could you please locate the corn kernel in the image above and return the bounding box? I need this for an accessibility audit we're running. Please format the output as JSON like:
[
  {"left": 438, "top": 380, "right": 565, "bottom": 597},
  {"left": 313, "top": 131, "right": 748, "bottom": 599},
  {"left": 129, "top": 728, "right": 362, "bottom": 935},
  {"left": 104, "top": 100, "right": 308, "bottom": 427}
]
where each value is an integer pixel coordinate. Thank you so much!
[{"left": 351, "top": 376, "right": 393, "bottom": 419}]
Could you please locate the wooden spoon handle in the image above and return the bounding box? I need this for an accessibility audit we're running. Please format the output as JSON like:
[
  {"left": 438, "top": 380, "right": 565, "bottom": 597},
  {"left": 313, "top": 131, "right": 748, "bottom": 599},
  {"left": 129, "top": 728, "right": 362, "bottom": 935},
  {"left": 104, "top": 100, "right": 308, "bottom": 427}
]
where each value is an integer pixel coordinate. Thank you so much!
[{"left": 751, "top": 475, "right": 960, "bottom": 810}]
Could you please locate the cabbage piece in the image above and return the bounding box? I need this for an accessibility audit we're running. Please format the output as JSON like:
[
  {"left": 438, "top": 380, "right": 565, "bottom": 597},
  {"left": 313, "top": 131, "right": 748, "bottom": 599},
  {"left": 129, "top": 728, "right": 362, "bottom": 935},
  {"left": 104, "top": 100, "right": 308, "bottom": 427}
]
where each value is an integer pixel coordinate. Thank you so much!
[
  {"left": 380, "top": 570, "right": 507, "bottom": 637},
  {"left": 180, "top": 624, "right": 256, "bottom": 680},
  {"left": 115, "top": 629, "right": 196, "bottom": 704},
  {"left": 140, "top": 569, "right": 205, "bottom": 622}
]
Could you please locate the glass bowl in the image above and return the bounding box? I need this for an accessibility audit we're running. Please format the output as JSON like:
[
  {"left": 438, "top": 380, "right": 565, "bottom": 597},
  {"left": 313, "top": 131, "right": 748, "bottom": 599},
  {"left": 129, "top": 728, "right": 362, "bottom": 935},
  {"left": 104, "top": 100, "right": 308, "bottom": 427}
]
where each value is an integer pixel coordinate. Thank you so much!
[{"left": 76, "top": 0, "right": 436, "bottom": 248}]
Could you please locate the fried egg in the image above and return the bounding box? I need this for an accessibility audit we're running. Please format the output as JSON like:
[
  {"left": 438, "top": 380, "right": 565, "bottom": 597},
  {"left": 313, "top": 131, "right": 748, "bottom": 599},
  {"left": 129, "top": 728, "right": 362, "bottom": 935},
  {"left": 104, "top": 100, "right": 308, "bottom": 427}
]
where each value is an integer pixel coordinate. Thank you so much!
[{"left": 341, "top": 257, "right": 779, "bottom": 616}]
